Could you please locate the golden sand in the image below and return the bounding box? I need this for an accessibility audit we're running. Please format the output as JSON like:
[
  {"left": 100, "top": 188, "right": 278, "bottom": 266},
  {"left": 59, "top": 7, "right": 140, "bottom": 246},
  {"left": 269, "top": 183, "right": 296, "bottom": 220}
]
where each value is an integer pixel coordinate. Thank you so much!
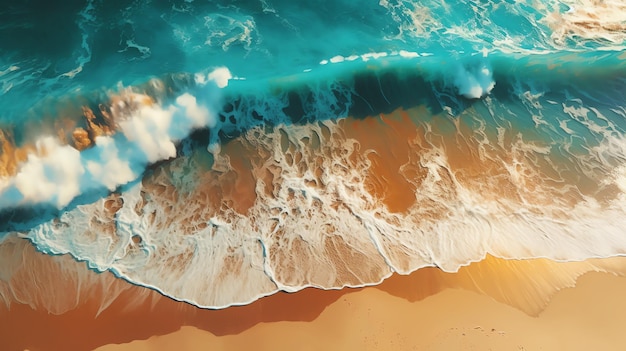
[
  {"left": 3, "top": 236, "right": 626, "bottom": 351},
  {"left": 93, "top": 271, "right": 626, "bottom": 351}
]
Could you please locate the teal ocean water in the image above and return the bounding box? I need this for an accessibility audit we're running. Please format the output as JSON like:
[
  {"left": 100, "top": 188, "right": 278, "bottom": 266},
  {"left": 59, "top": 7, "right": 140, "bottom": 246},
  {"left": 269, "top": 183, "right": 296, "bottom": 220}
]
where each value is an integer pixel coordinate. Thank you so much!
[{"left": 2, "top": 0, "right": 626, "bottom": 309}]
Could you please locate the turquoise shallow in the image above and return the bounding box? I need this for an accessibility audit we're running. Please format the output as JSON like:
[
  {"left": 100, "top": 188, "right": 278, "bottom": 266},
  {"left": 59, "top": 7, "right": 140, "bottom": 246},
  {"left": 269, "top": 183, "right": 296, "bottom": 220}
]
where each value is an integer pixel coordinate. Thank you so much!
[{"left": 1, "top": 0, "right": 623, "bottom": 124}]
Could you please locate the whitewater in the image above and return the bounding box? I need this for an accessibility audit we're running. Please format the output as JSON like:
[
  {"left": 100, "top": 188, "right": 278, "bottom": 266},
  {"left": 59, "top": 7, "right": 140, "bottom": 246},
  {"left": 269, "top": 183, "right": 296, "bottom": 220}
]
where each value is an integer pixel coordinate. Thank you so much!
[{"left": 2, "top": 0, "right": 626, "bottom": 309}]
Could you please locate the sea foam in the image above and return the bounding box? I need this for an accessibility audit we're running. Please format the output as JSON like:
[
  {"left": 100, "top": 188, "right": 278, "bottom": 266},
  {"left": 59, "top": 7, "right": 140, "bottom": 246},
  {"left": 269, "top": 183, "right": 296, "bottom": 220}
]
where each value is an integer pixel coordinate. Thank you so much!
[
  {"left": 1, "top": 0, "right": 626, "bottom": 309},
  {"left": 13, "top": 53, "right": 626, "bottom": 308},
  {"left": 0, "top": 68, "right": 230, "bottom": 210}
]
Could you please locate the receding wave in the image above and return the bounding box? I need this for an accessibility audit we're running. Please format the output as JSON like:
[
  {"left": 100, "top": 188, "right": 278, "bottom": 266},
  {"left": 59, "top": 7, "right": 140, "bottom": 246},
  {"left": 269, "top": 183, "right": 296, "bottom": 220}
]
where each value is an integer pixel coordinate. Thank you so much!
[{"left": 1, "top": 47, "right": 626, "bottom": 308}]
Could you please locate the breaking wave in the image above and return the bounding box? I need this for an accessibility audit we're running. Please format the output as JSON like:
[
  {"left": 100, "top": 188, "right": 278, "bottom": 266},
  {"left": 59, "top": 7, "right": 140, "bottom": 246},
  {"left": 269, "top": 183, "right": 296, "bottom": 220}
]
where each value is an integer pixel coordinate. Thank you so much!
[{"left": 2, "top": 0, "right": 626, "bottom": 310}]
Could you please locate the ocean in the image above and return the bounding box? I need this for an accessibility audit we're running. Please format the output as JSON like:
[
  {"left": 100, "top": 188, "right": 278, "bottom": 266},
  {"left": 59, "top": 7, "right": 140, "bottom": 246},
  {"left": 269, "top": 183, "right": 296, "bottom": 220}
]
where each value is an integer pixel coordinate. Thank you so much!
[{"left": 1, "top": 0, "right": 626, "bottom": 310}]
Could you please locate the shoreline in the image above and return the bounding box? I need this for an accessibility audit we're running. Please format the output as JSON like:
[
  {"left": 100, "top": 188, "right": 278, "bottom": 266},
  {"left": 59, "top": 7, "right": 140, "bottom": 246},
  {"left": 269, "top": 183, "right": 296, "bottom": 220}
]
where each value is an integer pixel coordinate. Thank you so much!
[
  {"left": 3, "top": 244, "right": 626, "bottom": 351},
  {"left": 93, "top": 270, "right": 626, "bottom": 351}
]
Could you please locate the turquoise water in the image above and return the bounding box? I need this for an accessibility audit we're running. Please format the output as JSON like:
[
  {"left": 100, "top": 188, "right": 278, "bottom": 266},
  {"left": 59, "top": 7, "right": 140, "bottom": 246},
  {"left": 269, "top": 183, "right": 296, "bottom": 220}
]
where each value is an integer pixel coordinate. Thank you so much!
[
  {"left": 2, "top": 0, "right": 621, "bottom": 124},
  {"left": 2, "top": 0, "right": 626, "bottom": 309}
]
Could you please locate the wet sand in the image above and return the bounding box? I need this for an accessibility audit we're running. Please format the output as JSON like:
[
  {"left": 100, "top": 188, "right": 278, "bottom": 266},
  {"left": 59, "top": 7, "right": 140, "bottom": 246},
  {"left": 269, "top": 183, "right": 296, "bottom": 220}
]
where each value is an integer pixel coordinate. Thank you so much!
[
  {"left": 93, "top": 270, "right": 626, "bottom": 351},
  {"left": 3, "top": 237, "right": 626, "bottom": 351}
]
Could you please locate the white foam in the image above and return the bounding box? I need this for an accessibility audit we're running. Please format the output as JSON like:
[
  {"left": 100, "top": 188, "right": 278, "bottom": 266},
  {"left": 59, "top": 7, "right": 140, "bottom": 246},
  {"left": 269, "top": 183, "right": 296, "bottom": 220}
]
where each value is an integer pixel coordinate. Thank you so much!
[
  {"left": 176, "top": 93, "right": 215, "bottom": 128},
  {"left": 207, "top": 67, "right": 232, "bottom": 88},
  {"left": 86, "top": 137, "right": 135, "bottom": 191},
  {"left": 330, "top": 55, "right": 345, "bottom": 64},
  {"left": 361, "top": 52, "right": 388, "bottom": 61},
  {"left": 121, "top": 39, "right": 152, "bottom": 59},
  {"left": 12, "top": 138, "right": 83, "bottom": 208},
  {"left": 0, "top": 74, "right": 227, "bottom": 210},
  {"left": 320, "top": 51, "right": 395, "bottom": 65},
  {"left": 379, "top": 0, "right": 441, "bottom": 41},
  {"left": 22, "top": 111, "right": 626, "bottom": 309},
  {"left": 453, "top": 62, "right": 495, "bottom": 99},
  {"left": 399, "top": 50, "right": 419, "bottom": 58},
  {"left": 119, "top": 105, "right": 177, "bottom": 163},
  {"left": 203, "top": 14, "right": 257, "bottom": 52}
]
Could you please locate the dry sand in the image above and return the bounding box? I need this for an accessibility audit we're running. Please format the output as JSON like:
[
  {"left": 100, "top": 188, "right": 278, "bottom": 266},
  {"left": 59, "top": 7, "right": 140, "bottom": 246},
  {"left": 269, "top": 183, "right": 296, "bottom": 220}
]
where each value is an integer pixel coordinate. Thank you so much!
[{"left": 93, "top": 270, "right": 626, "bottom": 351}]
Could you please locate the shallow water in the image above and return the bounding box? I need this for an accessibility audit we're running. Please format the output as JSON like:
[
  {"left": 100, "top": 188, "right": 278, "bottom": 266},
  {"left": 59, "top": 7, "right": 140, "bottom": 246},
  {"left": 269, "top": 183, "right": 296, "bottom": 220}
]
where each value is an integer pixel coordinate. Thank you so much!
[{"left": 1, "top": 0, "right": 626, "bottom": 309}]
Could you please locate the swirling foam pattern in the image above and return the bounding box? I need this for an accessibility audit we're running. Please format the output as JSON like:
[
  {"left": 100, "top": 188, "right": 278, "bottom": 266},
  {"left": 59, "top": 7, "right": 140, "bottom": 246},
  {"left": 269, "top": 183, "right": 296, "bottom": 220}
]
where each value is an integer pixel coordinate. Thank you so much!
[{"left": 1, "top": 0, "right": 626, "bottom": 308}]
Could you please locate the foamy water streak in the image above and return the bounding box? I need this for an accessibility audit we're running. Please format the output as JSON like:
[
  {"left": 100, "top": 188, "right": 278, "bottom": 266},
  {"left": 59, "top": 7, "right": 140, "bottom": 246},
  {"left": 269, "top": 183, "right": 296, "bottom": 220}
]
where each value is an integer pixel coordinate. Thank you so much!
[
  {"left": 21, "top": 86, "right": 626, "bottom": 308},
  {"left": 0, "top": 45, "right": 623, "bottom": 309}
]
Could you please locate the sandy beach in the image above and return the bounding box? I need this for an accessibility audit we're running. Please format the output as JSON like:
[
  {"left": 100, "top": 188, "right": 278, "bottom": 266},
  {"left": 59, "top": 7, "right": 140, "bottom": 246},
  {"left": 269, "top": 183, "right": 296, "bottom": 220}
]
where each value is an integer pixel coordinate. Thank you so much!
[
  {"left": 94, "top": 271, "right": 626, "bottom": 351},
  {"left": 3, "top": 238, "right": 626, "bottom": 351}
]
